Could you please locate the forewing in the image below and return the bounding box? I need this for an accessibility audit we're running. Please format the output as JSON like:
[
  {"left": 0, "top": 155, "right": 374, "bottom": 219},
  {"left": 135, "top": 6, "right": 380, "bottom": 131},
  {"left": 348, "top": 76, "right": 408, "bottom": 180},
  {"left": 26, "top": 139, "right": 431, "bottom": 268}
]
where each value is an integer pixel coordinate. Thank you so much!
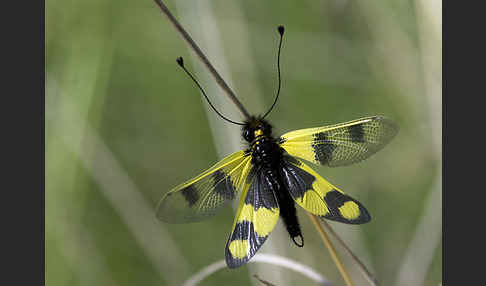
[
  {"left": 225, "top": 166, "right": 280, "bottom": 268},
  {"left": 156, "top": 150, "right": 252, "bottom": 223},
  {"left": 279, "top": 116, "right": 398, "bottom": 167},
  {"left": 280, "top": 155, "right": 370, "bottom": 224}
]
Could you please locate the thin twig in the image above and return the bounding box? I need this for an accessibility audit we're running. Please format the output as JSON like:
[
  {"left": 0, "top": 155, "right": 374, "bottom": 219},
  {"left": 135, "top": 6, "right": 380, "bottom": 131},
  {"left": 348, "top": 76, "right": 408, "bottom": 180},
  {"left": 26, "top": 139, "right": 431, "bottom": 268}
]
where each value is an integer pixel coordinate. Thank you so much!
[
  {"left": 153, "top": 0, "right": 251, "bottom": 120},
  {"left": 321, "top": 220, "right": 379, "bottom": 286},
  {"left": 254, "top": 275, "right": 277, "bottom": 286},
  {"left": 307, "top": 213, "right": 355, "bottom": 286}
]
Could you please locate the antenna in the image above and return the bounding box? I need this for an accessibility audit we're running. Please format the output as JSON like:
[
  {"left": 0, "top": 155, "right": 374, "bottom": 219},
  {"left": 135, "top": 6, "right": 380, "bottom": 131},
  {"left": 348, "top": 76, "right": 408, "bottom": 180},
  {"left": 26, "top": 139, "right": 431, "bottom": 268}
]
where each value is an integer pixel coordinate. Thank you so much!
[
  {"left": 176, "top": 57, "right": 245, "bottom": 126},
  {"left": 262, "top": 25, "right": 285, "bottom": 119}
]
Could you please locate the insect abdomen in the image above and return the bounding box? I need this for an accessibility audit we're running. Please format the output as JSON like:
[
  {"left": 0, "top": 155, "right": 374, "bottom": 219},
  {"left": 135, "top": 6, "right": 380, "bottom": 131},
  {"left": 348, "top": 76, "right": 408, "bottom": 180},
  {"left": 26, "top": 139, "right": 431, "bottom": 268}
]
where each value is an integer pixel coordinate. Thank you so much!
[
  {"left": 263, "top": 157, "right": 304, "bottom": 248},
  {"left": 273, "top": 177, "right": 304, "bottom": 247}
]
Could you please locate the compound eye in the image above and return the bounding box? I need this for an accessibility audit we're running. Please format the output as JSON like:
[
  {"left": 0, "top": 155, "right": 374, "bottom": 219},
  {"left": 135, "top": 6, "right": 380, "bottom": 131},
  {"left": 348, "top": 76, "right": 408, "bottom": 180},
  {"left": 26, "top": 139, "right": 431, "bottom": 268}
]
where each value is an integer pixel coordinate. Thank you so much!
[{"left": 243, "top": 129, "right": 252, "bottom": 141}]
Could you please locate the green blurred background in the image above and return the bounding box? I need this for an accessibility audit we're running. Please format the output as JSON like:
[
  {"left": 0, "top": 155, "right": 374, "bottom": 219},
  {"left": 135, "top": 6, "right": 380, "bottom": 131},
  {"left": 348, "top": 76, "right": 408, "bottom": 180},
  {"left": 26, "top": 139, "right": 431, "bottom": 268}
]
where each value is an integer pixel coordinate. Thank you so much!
[{"left": 45, "top": 0, "right": 441, "bottom": 285}]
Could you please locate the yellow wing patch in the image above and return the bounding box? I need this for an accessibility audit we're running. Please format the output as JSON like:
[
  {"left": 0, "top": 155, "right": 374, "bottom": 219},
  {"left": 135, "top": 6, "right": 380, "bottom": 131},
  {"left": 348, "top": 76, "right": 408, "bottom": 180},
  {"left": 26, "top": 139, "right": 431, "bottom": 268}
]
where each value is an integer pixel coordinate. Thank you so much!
[
  {"left": 279, "top": 116, "right": 398, "bottom": 167},
  {"left": 238, "top": 204, "right": 279, "bottom": 237},
  {"left": 225, "top": 167, "right": 280, "bottom": 268},
  {"left": 294, "top": 187, "right": 329, "bottom": 216},
  {"left": 338, "top": 201, "right": 361, "bottom": 220},
  {"left": 156, "top": 150, "right": 252, "bottom": 223},
  {"left": 228, "top": 240, "right": 249, "bottom": 259}
]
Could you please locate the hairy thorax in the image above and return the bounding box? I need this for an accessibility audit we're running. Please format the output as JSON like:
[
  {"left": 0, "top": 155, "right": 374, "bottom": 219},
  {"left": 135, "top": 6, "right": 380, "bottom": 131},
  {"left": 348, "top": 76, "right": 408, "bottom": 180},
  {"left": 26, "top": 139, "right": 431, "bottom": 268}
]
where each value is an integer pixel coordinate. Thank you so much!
[{"left": 250, "top": 133, "right": 282, "bottom": 164}]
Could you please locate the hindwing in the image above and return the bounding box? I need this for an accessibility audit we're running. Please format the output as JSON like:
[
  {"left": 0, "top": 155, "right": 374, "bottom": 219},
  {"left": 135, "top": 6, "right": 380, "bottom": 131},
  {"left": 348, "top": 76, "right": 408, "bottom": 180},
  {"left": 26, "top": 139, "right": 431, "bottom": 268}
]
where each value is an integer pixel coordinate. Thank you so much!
[
  {"left": 278, "top": 116, "right": 398, "bottom": 167},
  {"left": 280, "top": 155, "right": 370, "bottom": 224},
  {"left": 156, "top": 150, "right": 252, "bottom": 223},
  {"left": 225, "top": 166, "right": 280, "bottom": 268}
]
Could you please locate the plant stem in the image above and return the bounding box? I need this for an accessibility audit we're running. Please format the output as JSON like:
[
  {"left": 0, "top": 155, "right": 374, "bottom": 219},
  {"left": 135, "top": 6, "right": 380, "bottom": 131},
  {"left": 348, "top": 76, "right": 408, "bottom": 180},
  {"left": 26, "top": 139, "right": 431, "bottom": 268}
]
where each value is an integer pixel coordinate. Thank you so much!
[
  {"left": 153, "top": 0, "right": 251, "bottom": 120},
  {"left": 307, "top": 212, "right": 355, "bottom": 286},
  {"left": 321, "top": 220, "right": 379, "bottom": 286}
]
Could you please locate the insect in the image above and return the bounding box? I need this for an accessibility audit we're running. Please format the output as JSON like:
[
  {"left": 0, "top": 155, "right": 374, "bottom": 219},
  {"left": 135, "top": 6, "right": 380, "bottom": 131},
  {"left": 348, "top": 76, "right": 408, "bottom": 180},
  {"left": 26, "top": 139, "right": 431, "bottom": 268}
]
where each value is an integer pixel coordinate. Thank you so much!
[{"left": 156, "top": 26, "right": 398, "bottom": 268}]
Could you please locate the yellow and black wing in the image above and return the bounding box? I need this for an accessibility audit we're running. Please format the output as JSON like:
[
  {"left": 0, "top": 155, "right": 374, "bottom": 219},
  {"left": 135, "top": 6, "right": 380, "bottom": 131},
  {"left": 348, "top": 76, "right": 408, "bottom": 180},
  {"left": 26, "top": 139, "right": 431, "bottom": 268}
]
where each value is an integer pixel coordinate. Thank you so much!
[
  {"left": 156, "top": 150, "right": 253, "bottom": 223},
  {"left": 279, "top": 116, "right": 398, "bottom": 167},
  {"left": 281, "top": 155, "right": 370, "bottom": 224},
  {"left": 225, "top": 166, "right": 280, "bottom": 268}
]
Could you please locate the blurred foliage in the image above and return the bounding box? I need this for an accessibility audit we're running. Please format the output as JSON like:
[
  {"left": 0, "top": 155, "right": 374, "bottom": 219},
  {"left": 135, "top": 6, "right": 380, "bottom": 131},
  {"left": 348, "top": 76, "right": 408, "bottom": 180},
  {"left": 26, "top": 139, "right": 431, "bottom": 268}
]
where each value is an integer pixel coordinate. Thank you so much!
[{"left": 46, "top": 0, "right": 441, "bottom": 285}]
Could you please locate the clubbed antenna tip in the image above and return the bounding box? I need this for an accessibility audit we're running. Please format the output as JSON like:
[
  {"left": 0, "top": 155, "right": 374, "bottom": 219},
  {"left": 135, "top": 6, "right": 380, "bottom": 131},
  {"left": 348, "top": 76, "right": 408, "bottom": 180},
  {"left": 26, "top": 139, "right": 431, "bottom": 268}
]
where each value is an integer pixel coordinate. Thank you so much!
[
  {"left": 175, "top": 55, "right": 245, "bottom": 126},
  {"left": 176, "top": 56, "right": 184, "bottom": 67},
  {"left": 262, "top": 25, "right": 286, "bottom": 119}
]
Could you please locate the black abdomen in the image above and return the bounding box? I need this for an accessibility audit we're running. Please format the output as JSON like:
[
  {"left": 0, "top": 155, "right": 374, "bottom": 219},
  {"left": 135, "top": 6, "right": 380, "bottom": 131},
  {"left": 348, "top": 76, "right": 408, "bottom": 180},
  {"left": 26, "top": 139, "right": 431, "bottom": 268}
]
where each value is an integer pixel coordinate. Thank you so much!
[
  {"left": 251, "top": 137, "right": 304, "bottom": 247},
  {"left": 272, "top": 172, "right": 304, "bottom": 247}
]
